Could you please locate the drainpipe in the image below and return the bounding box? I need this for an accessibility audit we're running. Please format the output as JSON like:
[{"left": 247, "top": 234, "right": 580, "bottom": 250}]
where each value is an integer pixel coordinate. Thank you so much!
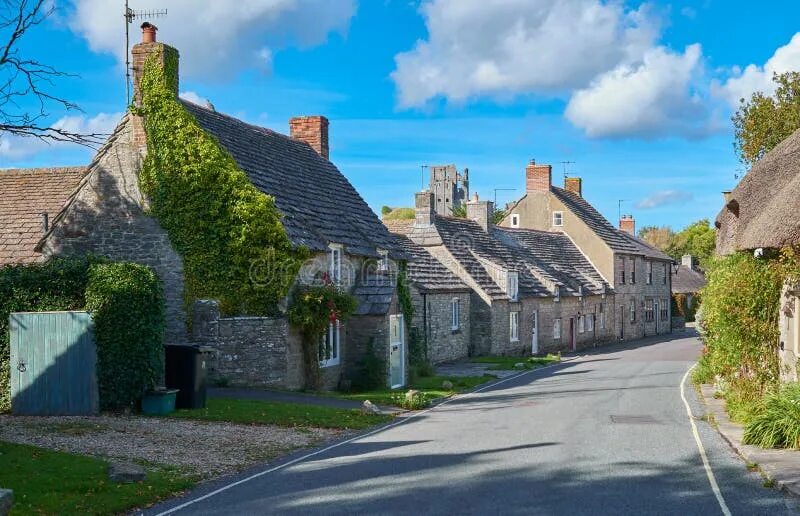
[{"left": 422, "top": 292, "right": 428, "bottom": 360}]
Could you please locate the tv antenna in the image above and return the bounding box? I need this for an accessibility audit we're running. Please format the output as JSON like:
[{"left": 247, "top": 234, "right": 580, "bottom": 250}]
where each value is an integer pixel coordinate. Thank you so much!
[
  {"left": 420, "top": 164, "right": 428, "bottom": 190},
  {"left": 560, "top": 161, "right": 575, "bottom": 179},
  {"left": 124, "top": 1, "right": 168, "bottom": 105},
  {"left": 618, "top": 199, "right": 629, "bottom": 222}
]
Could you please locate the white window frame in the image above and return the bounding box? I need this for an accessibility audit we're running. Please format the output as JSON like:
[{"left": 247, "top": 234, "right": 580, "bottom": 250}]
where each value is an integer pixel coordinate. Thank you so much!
[
  {"left": 587, "top": 313, "right": 594, "bottom": 332},
  {"left": 451, "top": 298, "right": 460, "bottom": 330},
  {"left": 630, "top": 299, "right": 636, "bottom": 323},
  {"left": 553, "top": 318, "right": 562, "bottom": 339},
  {"left": 377, "top": 249, "right": 389, "bottom": 272},
  {"left": 319, "top": 320, "right": 341, "bottom": 367},
  {"left": 599, "top": 304, "right": 605, "bottom": 329},
  {"left": 578, "top": 315, "right": 585, "bottom": 334},
  {"left": 329, "top": 244, "right": 342, "bottom": 285},
  {"left": 507, "top": 271, "right": 519, "bottom": 301},
  {"left": 552, "top": 211, "right": 564, "bottom": 227},
  {"left": 511, "top": 214, "right": 520, "bottom": 228},
  {"left": 510, "top": 311, "right": 519, "bottom": 342},
  {"left": 646, "top": 261, "right": 653, "bottom": 285},
  {"left": 645, "top": 299, "right": 654, "bottom": 322},
  {"left": 554, "top": 286, "right": 560, "bottom": 302}
]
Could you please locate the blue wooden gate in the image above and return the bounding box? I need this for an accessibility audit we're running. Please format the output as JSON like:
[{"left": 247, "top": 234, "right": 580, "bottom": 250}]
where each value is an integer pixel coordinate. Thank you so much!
[{"left": 10, "top": 311, "right": 98, "bottom": 415}]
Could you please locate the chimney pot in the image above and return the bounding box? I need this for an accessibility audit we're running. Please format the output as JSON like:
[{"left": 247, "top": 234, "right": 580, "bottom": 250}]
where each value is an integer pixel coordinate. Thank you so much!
[
  {"left": 289, "top": 116, "right": 329, "bottom": 160},
  {"left": 525, "top": 161, "right": 552, "bottom": 194},
  {"left": 619, "top": 214, "right": 636, "bottom": 235},
  {"left": 141, "top": 22, "right": 157, "bottom": 43}
]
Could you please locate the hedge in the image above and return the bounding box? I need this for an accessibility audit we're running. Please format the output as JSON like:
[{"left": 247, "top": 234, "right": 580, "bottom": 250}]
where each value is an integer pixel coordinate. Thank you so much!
[{"left": 0, "top": 257, "right": 164, "bottom": 412}]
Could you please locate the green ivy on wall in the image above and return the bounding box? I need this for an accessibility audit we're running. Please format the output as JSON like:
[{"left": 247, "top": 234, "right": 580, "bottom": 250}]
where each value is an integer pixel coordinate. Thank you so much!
[{"left": 137, "top": 50, "right": 306, "bottom": 316}]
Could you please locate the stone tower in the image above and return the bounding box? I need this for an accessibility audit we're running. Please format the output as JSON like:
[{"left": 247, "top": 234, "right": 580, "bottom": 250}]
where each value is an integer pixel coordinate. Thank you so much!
[{"left": 429, "top": 164, "right": 469, "bottom": 216}]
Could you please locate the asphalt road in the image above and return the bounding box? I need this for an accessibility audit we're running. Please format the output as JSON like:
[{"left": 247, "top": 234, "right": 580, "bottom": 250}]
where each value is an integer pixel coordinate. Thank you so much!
[{"left": 149, "top": 331, "right": 800, "bottom": 515}]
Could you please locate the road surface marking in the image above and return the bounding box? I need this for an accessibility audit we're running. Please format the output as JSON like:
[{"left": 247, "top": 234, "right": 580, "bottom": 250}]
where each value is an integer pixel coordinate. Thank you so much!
[
  {"left": 153, "top": 360, "right": 567, "bottom": 515},
  {"left": 680, "top": 365, "right": 732, "bottom": 516}
]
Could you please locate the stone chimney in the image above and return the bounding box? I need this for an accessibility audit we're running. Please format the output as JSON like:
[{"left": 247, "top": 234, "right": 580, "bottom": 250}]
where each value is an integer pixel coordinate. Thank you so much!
[
  {"left": 564, "top": 177, "right": 582, "bottom": 197},
  {"left": 525, "top": 160, "right": 552, "bottom": 194},
  {"left": 619, "top": 214, "right": 635, "bottom": 235},
  {"left": 722, "top": 191, "right": 732, "bottom": 203},
  {"left": 682, "top": 254, "right": 697, "bottom": 270},
  {"left": 131, "top": 23, "right": 179, "bottom": 148},
  {"left": 290, "top": 116, "right": 329, "bottom": 160},
  {"left": 467, "top": 192, "right": 494, "bottom": 232},
  {"left": 415, "top": 191, "right": 435, "bottom": 227}
]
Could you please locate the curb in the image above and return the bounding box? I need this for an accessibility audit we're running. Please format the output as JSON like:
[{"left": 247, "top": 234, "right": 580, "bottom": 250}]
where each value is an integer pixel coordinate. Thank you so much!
[{"left": 697, "top": 383, "right": 800, "bottom": 499}]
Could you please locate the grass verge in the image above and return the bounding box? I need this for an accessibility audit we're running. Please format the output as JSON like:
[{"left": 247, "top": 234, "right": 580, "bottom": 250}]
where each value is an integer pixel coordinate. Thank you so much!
[
  {"left": 0, "top": 440, "right": 195, "bottom": 515},
  {"left": 333, "top": 375, "right": 495, "bottom": 407},
  {"left": 471, "top": 354, "right": 560, "bottom": 371},
  {"left": 167, "top": 398, "right": 392, "bottom": 429}
]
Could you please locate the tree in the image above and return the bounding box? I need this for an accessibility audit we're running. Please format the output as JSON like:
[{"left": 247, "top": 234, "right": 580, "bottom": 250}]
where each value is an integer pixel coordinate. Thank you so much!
[
  {"left": 638, "top": 225, "right": 674, "bottom": 251},
  {"left": 492, "top": 208, "right": 506, "bottom": 225},
  {"left": 0, "top": 0, "right": 103, "bottom": 145},
  {"left": 451, "top": 204, "right": 466, "bottom": 218},
  {"left": 380, "top": 205, "right": 392, "bottom": 216},
  {"left": 733, "top": 71, "right": 800, "bottom": 167},
  {"left": 666, "top": 219, "right": 716, "bottom": 266}
]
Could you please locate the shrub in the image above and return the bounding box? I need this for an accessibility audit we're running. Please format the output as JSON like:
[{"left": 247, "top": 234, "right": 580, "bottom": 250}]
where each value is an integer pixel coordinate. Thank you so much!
[
  {"left": 350, "top": 338, "right": 386, "bottom": 392},
  {"left": 85, "top": 263, "right": 165, "bottom": 411},
  {"left": 391, "top": 390, "right": 430, "bottom": 410},
  {"left": 0, "top": 257, "right": 93, "bottom": 411},
  {"left": 744, "top": 384, "right": 800, "bottom": 448}
]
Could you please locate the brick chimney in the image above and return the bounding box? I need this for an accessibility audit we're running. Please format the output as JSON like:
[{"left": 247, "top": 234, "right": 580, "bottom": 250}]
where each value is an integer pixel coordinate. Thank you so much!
[
  {"left": 467, "top": 192, "right": 493, "bottom": 232},
  {"left": 415, "top": 191, "right": 435, "bottom": 227},
  {"left": 525, "top": 160, "right": 552, "bottom": 194},
  {"left": 290, "top": 116, "right": 329, "bottom": 160},
  {"left": 619, "top": 214, "right": 635, "bottom": 235},
  {"left": 131, "top": 23, "right": 179, "bottom": 148},
  {"left": 564, "top": 177, "right": 582, "bottom": 197}
]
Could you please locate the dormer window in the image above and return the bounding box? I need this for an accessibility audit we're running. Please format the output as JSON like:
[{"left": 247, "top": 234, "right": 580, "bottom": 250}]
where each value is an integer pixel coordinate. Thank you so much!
[
  {"left": 377, "top": 249, "right": 389, "bottom": 272},
  {"left": 554, "top": 285, "right": 560, "bottom": 302},
  {"left": 506, "top": 271, "right": 519, "bottom": 301},
  {"left": 552, "top": 211, "right": 563, "bottom": 227},
  {"left": 511, "top": 214, "right": 520, "bottom": 228},
  {"left": 329, "top": 244, "right": 342, "bottom": 284}
]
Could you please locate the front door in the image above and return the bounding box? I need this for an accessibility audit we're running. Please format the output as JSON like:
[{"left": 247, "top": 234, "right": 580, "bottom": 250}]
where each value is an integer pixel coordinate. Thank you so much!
[
  {"left": 654, "top": 301, "right": 659, "bottom": 334},
  {"left": 389, "top": 314, "right": 405, "bottom": 389},
  {"left": 531, "top": 311, "right": 539, "bottom": 355}
]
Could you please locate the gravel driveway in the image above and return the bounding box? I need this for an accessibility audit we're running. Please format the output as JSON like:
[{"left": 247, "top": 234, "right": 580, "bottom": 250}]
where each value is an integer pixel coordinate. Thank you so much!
[{"left": 0, "top": 415, "right": 343, "bottom": 476}]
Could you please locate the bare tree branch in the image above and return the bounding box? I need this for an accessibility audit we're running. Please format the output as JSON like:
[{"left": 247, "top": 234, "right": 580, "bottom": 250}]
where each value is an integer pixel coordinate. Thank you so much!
[{"left": 0, "top": 0, "right": 106, "bottom": 149}]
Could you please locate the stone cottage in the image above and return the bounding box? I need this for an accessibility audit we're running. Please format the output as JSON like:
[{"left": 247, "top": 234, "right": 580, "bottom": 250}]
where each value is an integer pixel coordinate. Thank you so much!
[
  {"left": 24, "top": 25, "right": 406, "bottom": 390},
  {"left": 500, "top": 161, "right": 674, "bottom": 340},
  {"left": 671, "top": 254, "right": 706, "bottom": 324},
  {"left": 716, "top": 127, "right": 800, "bottom": 381},
  {"left": 400, "top": 191, "right": 614, "bottom": 356}
]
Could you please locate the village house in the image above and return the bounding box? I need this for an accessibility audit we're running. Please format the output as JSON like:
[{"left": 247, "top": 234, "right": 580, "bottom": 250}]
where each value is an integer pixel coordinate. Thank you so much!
[
  {"left": 716, "top": 127, "right": 800, "bottom": 382},
  {"left": 499, "top": 161, "right": 673, "bottom": 340},
  {"left": 2, "top": 25, "right": 407, "bottom": 391},
  {"left": 392, "top": 190, "right": 614, "bottom": 357},
  {"left": 671, "top": 254, "right": 706, "bottom": 324}
]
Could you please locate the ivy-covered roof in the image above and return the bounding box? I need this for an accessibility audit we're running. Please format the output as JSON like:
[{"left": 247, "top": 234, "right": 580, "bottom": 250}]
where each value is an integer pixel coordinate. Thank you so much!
[{"left": 182, "top": 100, "right": 401, "bottom": 259}]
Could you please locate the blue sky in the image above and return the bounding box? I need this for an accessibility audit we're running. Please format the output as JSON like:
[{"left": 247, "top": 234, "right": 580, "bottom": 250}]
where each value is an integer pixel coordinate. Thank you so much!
[{"left": 3, "top": 0, "right": 800, "bottom": 231}]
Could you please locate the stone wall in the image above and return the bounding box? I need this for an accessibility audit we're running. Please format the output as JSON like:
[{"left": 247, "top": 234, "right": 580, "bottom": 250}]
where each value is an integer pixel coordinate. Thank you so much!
[
  {"left": 40, "top": 119, "right": 188, "bottom": 344},
  {"left": 409, "top": 288, "right": 471, "bottom": 364},
  {"left": 613, "top": 255, "right": 673, "bottom": 340}
]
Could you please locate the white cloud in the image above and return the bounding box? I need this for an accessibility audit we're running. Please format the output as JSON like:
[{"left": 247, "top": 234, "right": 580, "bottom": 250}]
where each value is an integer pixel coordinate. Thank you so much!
[
  {"left": 565, "top": 44, "right": 711, "bottom": 138},
  {"left": 391, "top": 0, "right": 660, "bottom": 108},
  {"left": 714, "top": 32, "right": 800, "bottom": 107},
  {"left": 0, "top": 112, "right": 122, "bottom": 159},
  {"left": 635, "top": 189, "right": 693, "bottom": 209},
  {"left": 68, "top": 0, "right": 355, "bottom": 78},
  {"left": 179, "top": 91, "right": 208, "bottom": 106}
]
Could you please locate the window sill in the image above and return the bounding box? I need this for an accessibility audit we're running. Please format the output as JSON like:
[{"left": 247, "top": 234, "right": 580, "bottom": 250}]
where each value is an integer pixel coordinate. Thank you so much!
[
  {"left": 319, "top": 361, "right": 340, "bottom": 369},
  {"left": 510, "top": 338, "right": 520, "bottom": 343}
]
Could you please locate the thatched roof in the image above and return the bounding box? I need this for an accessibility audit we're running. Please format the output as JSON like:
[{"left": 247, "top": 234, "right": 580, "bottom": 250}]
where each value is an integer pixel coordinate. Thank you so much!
[{"left": 716, "top": 128, "right": 800, "bottom": 254}]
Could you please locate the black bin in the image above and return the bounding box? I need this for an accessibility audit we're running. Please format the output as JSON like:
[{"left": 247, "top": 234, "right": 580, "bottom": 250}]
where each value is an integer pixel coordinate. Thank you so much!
[{"left": 164, "top": 344, "right": 208, "bottom": 409}]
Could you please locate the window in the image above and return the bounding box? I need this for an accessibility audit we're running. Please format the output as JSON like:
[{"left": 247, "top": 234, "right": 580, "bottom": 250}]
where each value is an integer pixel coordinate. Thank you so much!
[
  {"left": 329, "top": 245, "right": 342, "bottom": 284},
  {"left": 319, "top": 320, "right": 340, "bottom": 367},
  {"left": 554, "top": 286, "right": 560, "bottom": 302},
  {"left": 510, "top": 311, "right": 519, "bottom": 342},
  {"left": 507, "top": 272, "right": 519, "bottom": 301},
  {"left": 511, "top": 214, "right": 520, "bottom": 228},
  {"left": 630, "top": 299, "right": 636, "bottom": 323},
  {"left": 552, "top": 211, "right": 564, "bottom": 227},
  {"left": 630, "top": 258, "right": 636, "bottom": 284},
  {"left": 451, "top": 298, "right": 460, "bottom": 330},
  {"left": 660, "top": 299, "right": 669, "bottom": 321},
  {"left": 599, "top": 304, "right": 605, "bottom": 329},
  {"left": 663, "top": 263, "right": 668, "bottom": 285},
  {"left": 587, "top": 313, "right": 594, "bottom": 332},
  {"left": 619, "top": 257, "right": 626, "bottom": 284},
  {"left": 553, "top": 318, "right": 562, "bottom": 339},
  {"left": 578, "top": 315, "right": 585, "bottom": 334},
  {"left": 646, "top": 261, "right": 653, "bottom": 285},
  {"left": 377, "top": 249, "right": 389, "bottom": 272},
  {"left": 645, "top": 299, "right": 654, "bottom": 322}
]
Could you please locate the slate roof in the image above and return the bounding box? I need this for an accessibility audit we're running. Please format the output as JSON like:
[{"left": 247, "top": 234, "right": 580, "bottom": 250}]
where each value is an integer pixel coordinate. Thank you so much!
[
  {"left": 414, "top": 216, "right": 610, "bottom": 301},
  {"left": 182, "top": 100, "right": 401, "bottom": 258},
  {"left": 672, "top": 265, "right": 706, "bottom": 294},
  {"left": 0, "top": 167, "right": 87, "bottom": 265},
  {"left": 352, "top": 275, "right": 396, "bottom": 316},
  {"left": 393, "top": 234, "right": 470, "bottom": 293},
  {"left": 716, "top": 127, "right": 800, "bottom": 254}
]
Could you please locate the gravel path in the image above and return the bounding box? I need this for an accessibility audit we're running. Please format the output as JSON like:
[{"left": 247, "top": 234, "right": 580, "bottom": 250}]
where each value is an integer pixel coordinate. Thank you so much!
[{"left": 0, "top": 415, "right": 343, "bottom": 477}]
